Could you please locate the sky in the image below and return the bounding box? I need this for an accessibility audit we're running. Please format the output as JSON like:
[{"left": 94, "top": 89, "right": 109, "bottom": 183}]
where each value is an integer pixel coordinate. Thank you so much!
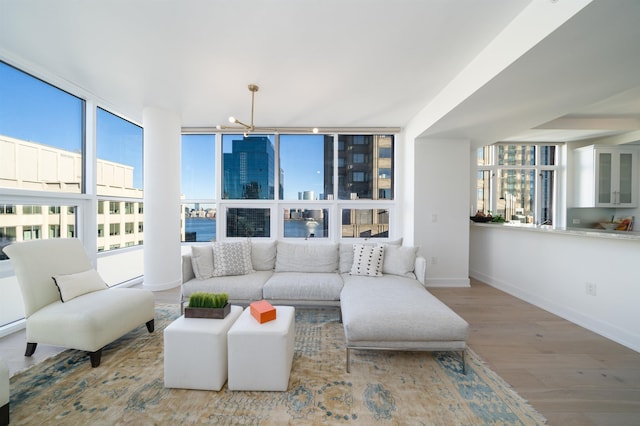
[
  {"left": 1, "top": 60, "right": 323, "bottom": 198},
  {"left": 0, "top": 61, "right": 143, "bottom": 188},
  {"left": 182, "top": 133, "right": 326, "bottom": 201}
]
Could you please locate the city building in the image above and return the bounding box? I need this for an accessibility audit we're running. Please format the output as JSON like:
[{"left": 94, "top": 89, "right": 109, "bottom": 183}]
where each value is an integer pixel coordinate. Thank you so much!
[
  {"left": 0, "top": 134, "right": 144, "bottom": 253},
  {"left": 223, "top": 136, "right": 275, "bottom": 200}
]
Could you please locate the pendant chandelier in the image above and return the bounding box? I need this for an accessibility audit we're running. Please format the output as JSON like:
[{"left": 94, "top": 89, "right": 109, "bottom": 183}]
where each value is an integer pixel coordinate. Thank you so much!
[
  {"left": 206, "top": 84, "right": 401, "bottom": 136},
  {"left": 216, "top": 84, "right": 318, "bottom": 136}
]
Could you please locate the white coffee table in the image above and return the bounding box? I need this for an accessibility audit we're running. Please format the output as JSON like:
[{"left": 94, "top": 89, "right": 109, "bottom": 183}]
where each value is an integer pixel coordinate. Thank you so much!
[
  {"left": 164, "top": 305, "right": 243, "bottom": 391},
  {"left": 227, "top": 306, "right": 295, "bottom": 391}
]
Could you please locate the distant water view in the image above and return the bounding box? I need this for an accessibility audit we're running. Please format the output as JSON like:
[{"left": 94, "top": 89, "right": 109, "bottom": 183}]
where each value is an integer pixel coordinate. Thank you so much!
[
  {"left": 185, "top": 218, "right": 216, "bottom": 242},
  {"left": 184, "top": 217, "right": 326, "bottom": 241}
]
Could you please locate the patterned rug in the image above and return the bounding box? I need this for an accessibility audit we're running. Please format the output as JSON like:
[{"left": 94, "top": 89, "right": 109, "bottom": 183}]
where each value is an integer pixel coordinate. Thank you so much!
[{"left": 9, "top": 304, "right": 546, "bottom": 425}]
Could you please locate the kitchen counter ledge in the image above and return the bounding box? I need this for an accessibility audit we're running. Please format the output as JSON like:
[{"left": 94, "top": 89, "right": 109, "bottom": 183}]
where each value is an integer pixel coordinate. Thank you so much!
[{"left": 470, "top": 222, "right": 640, "bottom": 241}]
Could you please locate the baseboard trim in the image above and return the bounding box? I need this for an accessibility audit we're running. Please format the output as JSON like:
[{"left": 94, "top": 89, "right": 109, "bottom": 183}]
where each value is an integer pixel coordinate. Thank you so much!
[
  {"left": 425, "top": 277, "right": 470, "bottom": 288},
  {"left": 0, "top": 319, "right": 25, "bottom": 339},
  {"left": 142, "top": 278, "right": 181, "bottom": 292}
]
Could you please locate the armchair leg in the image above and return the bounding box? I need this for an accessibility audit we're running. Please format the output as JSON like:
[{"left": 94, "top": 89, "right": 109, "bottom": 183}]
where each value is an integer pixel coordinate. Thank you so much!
[
  {"left": 89, "top": 349, "right": 102, "bottom": 368},
  {"left": 146, "top": 319, "right": 155, "bottom": 333},
  {"left": 25, "top": 342, "right": 37, "bottom": 357},
  {"left": 0, "top": 402, "right": 8, "bottom": 426}
]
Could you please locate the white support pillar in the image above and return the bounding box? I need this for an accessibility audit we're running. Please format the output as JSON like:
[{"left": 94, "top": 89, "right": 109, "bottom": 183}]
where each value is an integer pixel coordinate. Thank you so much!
[{"left": 142, "top": 107, "right": 182, "bottom": 291}]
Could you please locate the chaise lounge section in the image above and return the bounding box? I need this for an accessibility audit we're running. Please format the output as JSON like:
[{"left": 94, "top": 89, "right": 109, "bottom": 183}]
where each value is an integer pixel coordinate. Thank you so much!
[{"left": 340, "top": 273, "right": 469, "bottom": 373}]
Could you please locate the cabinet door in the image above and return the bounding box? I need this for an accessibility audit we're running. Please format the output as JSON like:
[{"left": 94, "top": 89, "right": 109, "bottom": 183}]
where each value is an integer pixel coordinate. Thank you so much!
[
  {"left": 596, "top": 151, "right": 612, "bottom": 204},
  {"left": 618, "top": 152, "right": 633, "bottom": 204}
]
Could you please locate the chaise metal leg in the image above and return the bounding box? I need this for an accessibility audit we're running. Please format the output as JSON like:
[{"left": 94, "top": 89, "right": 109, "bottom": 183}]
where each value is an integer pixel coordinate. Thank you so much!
[
  {"left": 461, "top": 350, "right": 467, "bottom": 375},
  {"left": 346, "top": 347, "right": 351, "bottom": 373},
  {"left": 25, "top": 342, "right": 37, "bottom": 357}
]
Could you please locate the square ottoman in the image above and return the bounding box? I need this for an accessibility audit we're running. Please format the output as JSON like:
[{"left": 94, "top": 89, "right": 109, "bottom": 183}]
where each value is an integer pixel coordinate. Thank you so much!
[
  {"left": 227, "top": 306, "right": 295, "bottom": 391},
  {"left": 164, "top": 305, "right": 243, "bottom": 391}
]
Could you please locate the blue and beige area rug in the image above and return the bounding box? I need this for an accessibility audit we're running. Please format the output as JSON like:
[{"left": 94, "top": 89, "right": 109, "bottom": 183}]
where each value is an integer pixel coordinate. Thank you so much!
[{"left": 10, "top": 305, "right": 546, "bottom": 425}]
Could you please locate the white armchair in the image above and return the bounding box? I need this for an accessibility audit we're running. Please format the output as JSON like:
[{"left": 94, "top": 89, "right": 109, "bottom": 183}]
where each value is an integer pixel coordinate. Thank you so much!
[{"left": 2, "top": 238, "right": 155, "bottom": 368}]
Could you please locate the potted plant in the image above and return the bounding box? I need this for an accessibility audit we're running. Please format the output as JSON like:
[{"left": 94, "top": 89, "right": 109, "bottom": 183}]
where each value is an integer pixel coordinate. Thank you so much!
[{"left": 185, "top": 292, "right": 230, "bottom": 319}]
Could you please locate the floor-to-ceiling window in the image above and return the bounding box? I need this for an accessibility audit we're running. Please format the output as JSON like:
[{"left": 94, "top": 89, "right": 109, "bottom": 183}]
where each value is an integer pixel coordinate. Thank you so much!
[
  {"left": 0, "top": 61, "right": 145, "bottom": 330},
  {"left": 0, "top": 61, "right": 85, "bottom": 327},
  {"left": 180, "top": 132, "right": 396, "bottom": 242},
  {"left": 96, "top": 108, "right": 144, "bottom": 248}
]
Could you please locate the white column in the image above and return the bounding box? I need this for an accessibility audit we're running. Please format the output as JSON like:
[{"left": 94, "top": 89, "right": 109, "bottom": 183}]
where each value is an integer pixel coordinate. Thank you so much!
[{"left": 143, "top": 107, "right": 182, "bottom": 291}]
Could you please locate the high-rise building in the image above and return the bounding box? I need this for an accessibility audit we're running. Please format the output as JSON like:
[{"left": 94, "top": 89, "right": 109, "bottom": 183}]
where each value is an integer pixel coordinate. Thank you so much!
[
  {"left": 329, "top": 135, "right": 393, "bottom": 237},
  {"left": 223, "top": 136, "right": 274, "bottom": 199}
]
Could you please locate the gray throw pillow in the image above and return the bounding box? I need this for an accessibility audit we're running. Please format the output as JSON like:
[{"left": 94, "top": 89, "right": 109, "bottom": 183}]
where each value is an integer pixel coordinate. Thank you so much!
[{"left": 212, "top": 240, "right": 254, "bottom": 277}]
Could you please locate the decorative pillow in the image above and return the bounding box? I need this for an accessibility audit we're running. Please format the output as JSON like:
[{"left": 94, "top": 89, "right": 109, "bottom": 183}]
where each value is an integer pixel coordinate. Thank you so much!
[
  {"left": 339, "top": 238, "right": 402, "bottom": 273},
  {"left": 275, "top": 241, "right": 339, "bottom": 273},
  {"left": 191, "top": 245, "right": 215, "bottom": 280},
  {"left": 349, "top": 244, "right": 385, "bottom": 277},
  {"left": 212, "top": 240, "right": 254, "bottom": 277},
  {"left": 382, "top": 244, "right": 419, "bottom": 277},
  {"left": 52, "top": 269, "right": 108, "bottom": 302},
  {"left": 251, "top": 240, "right": 277, "bottom": 271}
]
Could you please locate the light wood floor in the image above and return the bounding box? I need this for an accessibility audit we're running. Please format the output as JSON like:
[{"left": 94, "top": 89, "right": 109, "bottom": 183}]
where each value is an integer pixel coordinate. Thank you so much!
[
  {"left": 430, "top": 279, "right": 640, "bottom": 426},
  {"left": 2, "top": 279, "right": 639, "bottom": 425}
]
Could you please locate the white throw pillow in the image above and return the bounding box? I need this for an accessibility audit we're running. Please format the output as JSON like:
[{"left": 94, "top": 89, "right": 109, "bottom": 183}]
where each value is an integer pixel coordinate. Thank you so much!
[
  {"left": 350, "top": 244, "right": 385, "bottom": 277},
  {"left": 339, "top": 238, "right": 402, "bottom": 273},
  {"left": 251, "top": 240, "right": 277, "bottom": 271},
  {"left": 382, "top": 244, "right": 418, "bottom": 277},
  {"left": 212, "top": 240, "right": 254, "bottom": 277},
  {"left": 191, "top": 245, "right": 215, "bottom": 280},
  {"left": 275, "top": 241, "right": 339, "bottom": 273},
  {"left": 52, "top": 269, "right": 108, "bottom": 302}
]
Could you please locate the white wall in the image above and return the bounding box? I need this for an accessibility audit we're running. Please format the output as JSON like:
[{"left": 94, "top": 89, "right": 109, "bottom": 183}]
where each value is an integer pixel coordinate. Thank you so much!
[
  {"left": 414, "top": 138, "right": 470, "bottom": 287},
  {"left": 470, "top": 225, "right": 640, "bottom": 353},
  {"left": 397, "top": 131, "right": 415, "bottom": 245}
]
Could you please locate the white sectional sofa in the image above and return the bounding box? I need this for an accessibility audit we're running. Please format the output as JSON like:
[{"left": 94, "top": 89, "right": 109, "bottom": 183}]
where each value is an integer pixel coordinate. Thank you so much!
[{"left": 181, "top": 239, "right": 469, "bottom": 371}]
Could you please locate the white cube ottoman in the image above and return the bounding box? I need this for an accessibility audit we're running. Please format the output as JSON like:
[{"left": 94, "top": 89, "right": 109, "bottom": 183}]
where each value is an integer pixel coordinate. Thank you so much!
[
  {"left": 164, "top": 305, "right": 243, "bottom": 391},
  {"left": 227, "top": 306, "right": 295, "bottom": 391}
]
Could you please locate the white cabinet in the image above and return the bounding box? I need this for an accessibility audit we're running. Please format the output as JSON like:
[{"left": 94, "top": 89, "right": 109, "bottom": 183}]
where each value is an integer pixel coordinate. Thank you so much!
[{"left": 573, "top": 145, "right": 637, "bottom": 207}]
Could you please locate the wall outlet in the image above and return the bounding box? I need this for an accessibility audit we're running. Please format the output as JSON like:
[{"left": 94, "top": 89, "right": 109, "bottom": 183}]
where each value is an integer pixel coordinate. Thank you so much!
[
  {"left": 431, "top": 214, "right": 438, "bottom": 223},
  {"left": 572, "top": 219, "right": 581, "bottom": 225},
  {"left": 585, "top": 282, "right": 597, "bottom": 296},
  {"left": 431, "top": 256, "right": 438, "bottom": 265}
]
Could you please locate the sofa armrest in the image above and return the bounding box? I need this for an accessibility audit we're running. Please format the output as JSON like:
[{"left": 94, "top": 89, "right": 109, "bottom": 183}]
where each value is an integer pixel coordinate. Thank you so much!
[
  {"left": 414, "top": 256, "right": 426, "bottom": 287},
  {"left": 182, "top": 254, "right": 195, "bottom": 284}
]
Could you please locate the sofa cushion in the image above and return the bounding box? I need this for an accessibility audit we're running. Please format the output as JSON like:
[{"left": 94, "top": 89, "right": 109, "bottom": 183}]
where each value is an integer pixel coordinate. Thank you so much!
[
  {"left": 382, "top": 244, "right": 418, "bottom": 278},
  {"left": 191, "top": 245, "right": 215, "bottom": 280},
  {"left": 263, "top": 272, "right": 343, "bottom": 301},
  {"left": 275, "top": 241, "right": 338, "bottom": 273},
  {"left": 52, "top": 269, "right": 108, "bottom": 302},
  {"left": 251, "top": 240, "right": 277, "bottom": 271},
  {"left": 182, "top": 270, "right": 272, "bottom": 302},
  {"left": 339, "top": 238, "right": 402, "bottom": 273},
  {"left": 350, "top": 244, "right": 384, "bottom": 277},
  {"left": 212, "top": 240, "right": 254, "bottom": 277}
]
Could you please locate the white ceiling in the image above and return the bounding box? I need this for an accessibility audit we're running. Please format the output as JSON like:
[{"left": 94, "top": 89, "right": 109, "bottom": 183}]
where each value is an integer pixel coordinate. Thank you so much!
[{"left": 1, "top": 0, "right": 640, "bottom": 147}]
